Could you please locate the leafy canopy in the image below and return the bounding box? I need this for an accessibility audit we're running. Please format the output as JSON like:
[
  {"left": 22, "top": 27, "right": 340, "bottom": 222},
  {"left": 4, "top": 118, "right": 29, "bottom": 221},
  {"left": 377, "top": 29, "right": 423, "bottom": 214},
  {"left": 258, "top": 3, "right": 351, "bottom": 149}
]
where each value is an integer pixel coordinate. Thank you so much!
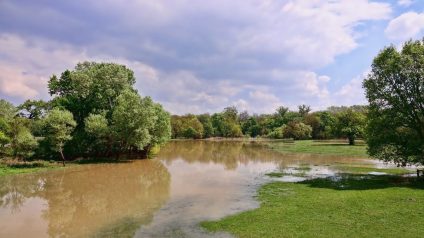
[{"left": 364, "top": 39, "right": 424, "bottom": 165}]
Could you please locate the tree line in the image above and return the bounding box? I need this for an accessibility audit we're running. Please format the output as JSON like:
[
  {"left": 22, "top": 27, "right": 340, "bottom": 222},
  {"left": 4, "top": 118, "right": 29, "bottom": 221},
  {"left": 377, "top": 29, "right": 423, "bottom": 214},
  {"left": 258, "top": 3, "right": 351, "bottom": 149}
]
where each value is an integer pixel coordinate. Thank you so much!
[
  {"left": 171, "top": 104, "right": 367, "bottom": 145},
  {"left": 0, "top": 62, "right": 171, "bottom": 165}
]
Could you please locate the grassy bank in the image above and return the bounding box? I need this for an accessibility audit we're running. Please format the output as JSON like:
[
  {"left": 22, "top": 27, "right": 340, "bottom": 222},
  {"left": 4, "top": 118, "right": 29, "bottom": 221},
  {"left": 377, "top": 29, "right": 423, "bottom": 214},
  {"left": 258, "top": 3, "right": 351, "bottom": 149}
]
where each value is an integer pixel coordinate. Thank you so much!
[
  {"left": 267, "top": 139, "right": 368, "bottom": 157},
  {"left": 0, "top": 160, "right": 64, "bottom": 177},
  {"left": 0, "top": 157, "right": 140, "bottom": 177},
  {"left": 202, "top": 175, "right": 424, "bottom": 238}
]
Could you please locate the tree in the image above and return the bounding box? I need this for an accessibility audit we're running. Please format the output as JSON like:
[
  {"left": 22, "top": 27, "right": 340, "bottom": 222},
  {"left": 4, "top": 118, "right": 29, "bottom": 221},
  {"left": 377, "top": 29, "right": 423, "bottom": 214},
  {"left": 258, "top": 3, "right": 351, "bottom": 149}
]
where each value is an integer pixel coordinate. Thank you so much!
[
  {"left": 334, "top": 109, "right": 366, "bottom": 145},
  {"left": 9, "top": 118, "right": 38, "bottom": 159},
  {"left": 48, "top": 62, "right": 136, "bottom": 123},
  {"left": 18, "top": 100, "right": 49, "bottom": 119},
  {"left": 0, "top": 131, "right": 10, "bottom": 155},
  {"left": 43, "top": 109, "right": 76, "bottom": 165},
  {"left": 197, "top": 114, "right": 214, "bottom": 138},
  {"left": 242, "top": 117, "right": 261, "bottom": 137},
  {"left": 48, "top": 62, "right": 136, "bottom": 156},
  {"left": 171, "top": 114, "right": 204, "bottom": 139},
  {"left": 298, "top": 104, "right": 311, "bottom": 117},
  {"left": 283, "top": 122, "right": 312, "bottom": 140},
  {"left": 363, "top": 40, "right": 424, "bottom": 166},
  {"left": 220, "top": 107, "right": 243, "bottom": 137},
  {"left": 111, "top": 90, "right": 155, "bottom": 153},
  {"left": 84, "top": 113, "right": 111, "bottom": 155},
  {"left": 149, "top": 103, "right": 171, "bottom": 148},
  {"left": 267, "top": 126, "right": 285, "bottom": 139},
  {"left": 0, "top": 99, "right": 17, "bottom": 119},
  {"left": 304, "top": 113, "right": 321, "bottom": 139}
]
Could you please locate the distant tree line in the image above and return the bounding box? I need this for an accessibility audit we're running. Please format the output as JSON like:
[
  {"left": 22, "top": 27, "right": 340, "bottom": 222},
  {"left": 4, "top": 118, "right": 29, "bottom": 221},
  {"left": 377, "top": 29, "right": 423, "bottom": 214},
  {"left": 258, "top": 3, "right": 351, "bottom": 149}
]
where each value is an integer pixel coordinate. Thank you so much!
[
  {"left": 171, "top": 104, "right": 367, "bottom": 145},
  {"left": 0, "top": 62, "right": 171, "bottom": 164}
]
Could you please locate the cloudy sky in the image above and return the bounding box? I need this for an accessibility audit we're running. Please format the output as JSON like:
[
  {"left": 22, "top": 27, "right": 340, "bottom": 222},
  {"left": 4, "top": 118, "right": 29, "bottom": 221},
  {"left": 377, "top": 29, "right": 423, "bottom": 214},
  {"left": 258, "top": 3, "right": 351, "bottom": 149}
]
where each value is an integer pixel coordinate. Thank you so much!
[{"left": 0, "top": 0, "right": 423, "bottom": 114}]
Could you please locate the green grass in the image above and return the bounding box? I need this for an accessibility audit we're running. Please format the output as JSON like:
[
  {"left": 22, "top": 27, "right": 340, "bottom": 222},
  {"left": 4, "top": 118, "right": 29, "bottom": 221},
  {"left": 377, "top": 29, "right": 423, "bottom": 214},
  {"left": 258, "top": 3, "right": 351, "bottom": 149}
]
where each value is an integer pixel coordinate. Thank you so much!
[
  {"left": 0, "top": 163, "right": 59, "bottom": 176},
  {"left": 268, "top": 140, "right": 368, "bottom": 157},
  {"left": 265, "top": 172, "right": 285, "bottom": 178},
  {"left": 202, "top": 175, "right": 424, "bottom": 238},
  {"left": 0, "top": 159, "right": 71, "bottom": 177}
]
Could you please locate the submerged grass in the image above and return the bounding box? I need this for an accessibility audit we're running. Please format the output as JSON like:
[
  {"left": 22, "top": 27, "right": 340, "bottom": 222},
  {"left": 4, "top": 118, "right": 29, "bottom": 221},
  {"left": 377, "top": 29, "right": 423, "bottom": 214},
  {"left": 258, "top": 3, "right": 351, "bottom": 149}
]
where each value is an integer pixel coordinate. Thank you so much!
[
  {"left": 334, "top": 165, "right": 412, "bottom": 175},
  {"left": 202, "top": 175, "right": 424, "bottom": 238},
  {"left": 268, "top": 140, "right": 368, "bottom": 157}
]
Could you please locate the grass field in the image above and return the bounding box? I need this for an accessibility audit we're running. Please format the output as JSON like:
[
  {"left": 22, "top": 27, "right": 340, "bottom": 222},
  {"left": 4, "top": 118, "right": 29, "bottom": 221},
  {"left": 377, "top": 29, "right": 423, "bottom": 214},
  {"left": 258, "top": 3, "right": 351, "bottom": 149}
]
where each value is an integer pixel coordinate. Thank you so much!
[
  {"left": 267, "top": 140, "right": 368, "bottom": 157},
  {"left": 202, "top": 139, "right": 423, "bottom": 237},
  {"left": 202, "top": 175, "right": 424, "bottom": 238}
]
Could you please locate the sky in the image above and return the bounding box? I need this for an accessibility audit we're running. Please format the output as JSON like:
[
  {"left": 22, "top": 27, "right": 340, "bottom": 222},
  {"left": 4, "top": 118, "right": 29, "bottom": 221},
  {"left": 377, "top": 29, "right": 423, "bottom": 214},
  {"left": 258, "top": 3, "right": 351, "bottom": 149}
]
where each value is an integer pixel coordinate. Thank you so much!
[{"left": 0, "top": 0, "right": 423, "bottom": 114}]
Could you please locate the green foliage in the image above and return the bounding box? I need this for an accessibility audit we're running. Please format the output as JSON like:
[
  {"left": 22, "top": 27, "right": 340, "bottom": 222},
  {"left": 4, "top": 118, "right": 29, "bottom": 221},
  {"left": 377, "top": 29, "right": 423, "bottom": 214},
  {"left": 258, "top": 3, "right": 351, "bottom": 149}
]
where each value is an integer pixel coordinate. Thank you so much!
[
  {"left": 48, "top": 62, "right": 136, "bottom": 123},
  {"left": 42, "top": 109, "right": 76, "bottom": 162},
  {"left": 111, "top": 90, "right": 155, "bottom": 151},
  {"left": 0, "top": 99, "right": 17, "bottom": 119},
  {"left": 13, "top": 129, "right": 38, "bottom": 159},
  {"left": 85, "top": 113, "right": 109, "bottom": 137},
  {"left": 182, "top": 127, "right": 201, "bottom": 139},
  {"left": 44, "top": 62, "right": 171, "bottom": 158},
  {"left": 334, "top": 109, "right": 366, "bottom": 145},
  {"left": 18, "top": 99, "right": 49, "bottom": 119},
  {"left": 149, "top": 103, "right": 172, "bottom": 146},
  {"left": 241, "top": 117, "right": 261, "bottom": 137},
  {"left": 213, "top": 107, "right": 243, "bottom": 137},
  {"left": 266, "top": 126, "right": 285, "bottom": 139},
  {"left": 197, "top": 114, "right": 214, "bottom": 138},
  {"left": 283, "top": 122, "right": 312, "bottom": 140},
  {"left": 172, "top": 114, "right": 204, "bottom": 139},
  {"left": 8, "top": 117, "right": 38, "bottom": 159},
  {"left": 171, "top": 105, "right": 366, "bottom": 141},
  {"left": 364, "top": 40, "right": 424, "bottom": 166}
]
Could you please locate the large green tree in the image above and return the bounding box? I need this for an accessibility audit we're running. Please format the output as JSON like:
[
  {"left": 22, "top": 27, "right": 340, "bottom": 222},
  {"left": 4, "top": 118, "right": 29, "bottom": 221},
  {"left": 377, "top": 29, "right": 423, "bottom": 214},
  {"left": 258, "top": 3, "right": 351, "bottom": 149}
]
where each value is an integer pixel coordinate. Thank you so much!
[
  {"left": 364, "top": 40, "right": 424, "bottom": 166},
  {"left": 49, "top": 62, "right": 136, "bottom": 124}
]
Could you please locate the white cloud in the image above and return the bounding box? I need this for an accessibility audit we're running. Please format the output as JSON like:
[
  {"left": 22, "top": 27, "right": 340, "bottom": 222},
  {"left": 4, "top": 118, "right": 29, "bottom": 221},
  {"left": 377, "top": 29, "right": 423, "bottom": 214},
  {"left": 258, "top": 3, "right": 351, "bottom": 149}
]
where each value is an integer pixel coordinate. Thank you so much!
[
  {"left": 0, "top": 34, "right": 89, "bottom": 100},
  {"left": 332, "top": 71, "right": 369, "bottom": 106},
  {"left": 398, "top": 0, "right": 413, "bottom": 7},
  {"left": 0, "top": 0, "right": 393, "bottom": 113},
  {"left": 227, "top": 0, "right": 392, "bottom": 68},
  {"left": 385, "top": 12, "right": 424, "bottom": 41}
]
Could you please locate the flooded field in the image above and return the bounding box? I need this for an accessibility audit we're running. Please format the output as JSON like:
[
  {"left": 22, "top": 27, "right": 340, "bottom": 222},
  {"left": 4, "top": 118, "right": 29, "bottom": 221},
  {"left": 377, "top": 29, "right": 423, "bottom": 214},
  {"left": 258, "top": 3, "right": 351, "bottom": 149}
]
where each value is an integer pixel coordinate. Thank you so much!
[{"left": 0, "top": 141, "right": 376, "bottom": 237}]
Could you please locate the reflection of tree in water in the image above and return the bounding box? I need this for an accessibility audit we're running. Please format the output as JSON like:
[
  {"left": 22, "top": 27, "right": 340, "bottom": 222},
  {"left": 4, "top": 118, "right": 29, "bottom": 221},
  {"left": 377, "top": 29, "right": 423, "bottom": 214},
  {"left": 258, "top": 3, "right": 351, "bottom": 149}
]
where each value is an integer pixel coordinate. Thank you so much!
[
  {"left": 159, "top": 141, "right": 367, "bottom": 170},
  {"left": 0, "top": 160, "right": 171, "bottom": 238},
  {"left": 0, "top": 174, "right": 45, "bottom": 213}
]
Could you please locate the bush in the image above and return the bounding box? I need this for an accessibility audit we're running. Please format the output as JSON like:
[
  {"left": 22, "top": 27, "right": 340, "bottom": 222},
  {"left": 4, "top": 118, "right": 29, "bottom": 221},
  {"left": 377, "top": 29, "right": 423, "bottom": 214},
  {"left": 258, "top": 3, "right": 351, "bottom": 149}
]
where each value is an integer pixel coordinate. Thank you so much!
[{"left": 283, "top": 122, "right": 312, "bottom": 140}]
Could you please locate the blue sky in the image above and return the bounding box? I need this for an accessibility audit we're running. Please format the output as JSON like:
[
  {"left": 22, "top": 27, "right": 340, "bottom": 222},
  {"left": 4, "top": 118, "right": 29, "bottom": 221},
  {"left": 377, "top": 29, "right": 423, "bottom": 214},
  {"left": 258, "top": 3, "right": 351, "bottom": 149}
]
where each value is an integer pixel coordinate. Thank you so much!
[{"left": 0, "top": 0, "right": 423, "bottom": 114}]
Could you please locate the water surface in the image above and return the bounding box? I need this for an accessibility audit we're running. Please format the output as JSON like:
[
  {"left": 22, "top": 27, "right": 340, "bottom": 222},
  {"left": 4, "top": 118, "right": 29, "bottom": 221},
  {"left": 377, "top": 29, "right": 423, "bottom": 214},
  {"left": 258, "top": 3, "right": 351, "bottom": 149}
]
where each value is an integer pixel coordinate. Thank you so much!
[{"left": 0, "top": 141, "right": 373, "bottom": 237}]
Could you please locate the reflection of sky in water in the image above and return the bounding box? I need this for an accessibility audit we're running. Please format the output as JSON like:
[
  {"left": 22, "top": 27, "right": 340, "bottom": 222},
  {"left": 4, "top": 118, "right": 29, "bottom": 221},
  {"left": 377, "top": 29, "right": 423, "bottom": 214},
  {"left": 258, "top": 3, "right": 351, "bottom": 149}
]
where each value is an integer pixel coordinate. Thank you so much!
[{"left": 0, "top": 141, "right": 383, "bottom": 238}]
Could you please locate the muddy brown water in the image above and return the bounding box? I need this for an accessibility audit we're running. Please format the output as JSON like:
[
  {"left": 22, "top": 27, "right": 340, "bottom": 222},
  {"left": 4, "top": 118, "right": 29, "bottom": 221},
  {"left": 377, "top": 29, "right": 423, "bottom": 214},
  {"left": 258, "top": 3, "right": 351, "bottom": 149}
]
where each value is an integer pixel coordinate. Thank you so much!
[{"left": 0, "top": 141, "right": 374, "bottom": 237}]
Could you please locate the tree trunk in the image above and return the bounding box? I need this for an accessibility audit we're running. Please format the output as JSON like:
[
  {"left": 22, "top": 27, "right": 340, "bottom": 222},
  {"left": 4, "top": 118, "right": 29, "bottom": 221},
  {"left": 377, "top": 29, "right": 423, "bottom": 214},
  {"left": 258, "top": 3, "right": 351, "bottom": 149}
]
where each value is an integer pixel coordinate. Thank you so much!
[
  {"left": 59, "top": 149, "right": 66, "bottom": 167},
  {"left": 348, "top": 136, "right": 355, "bottom": 145},
  {"left": 143, "top": 145, "right": 152, "bottom": 159}
]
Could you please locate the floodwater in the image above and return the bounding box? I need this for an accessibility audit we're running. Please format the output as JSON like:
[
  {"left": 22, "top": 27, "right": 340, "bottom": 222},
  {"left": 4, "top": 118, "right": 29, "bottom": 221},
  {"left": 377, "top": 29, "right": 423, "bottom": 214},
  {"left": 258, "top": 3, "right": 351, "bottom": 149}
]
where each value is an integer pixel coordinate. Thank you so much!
[{"left": 0, "top": 141, "right": 375, "bottom": 238}]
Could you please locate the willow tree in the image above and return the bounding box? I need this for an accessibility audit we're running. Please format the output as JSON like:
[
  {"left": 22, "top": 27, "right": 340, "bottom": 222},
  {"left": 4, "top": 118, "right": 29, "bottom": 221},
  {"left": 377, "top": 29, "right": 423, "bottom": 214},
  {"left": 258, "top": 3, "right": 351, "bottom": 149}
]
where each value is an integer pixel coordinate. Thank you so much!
[{"left": 363, "top": 40, "right": 424, "bottom": 166}]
